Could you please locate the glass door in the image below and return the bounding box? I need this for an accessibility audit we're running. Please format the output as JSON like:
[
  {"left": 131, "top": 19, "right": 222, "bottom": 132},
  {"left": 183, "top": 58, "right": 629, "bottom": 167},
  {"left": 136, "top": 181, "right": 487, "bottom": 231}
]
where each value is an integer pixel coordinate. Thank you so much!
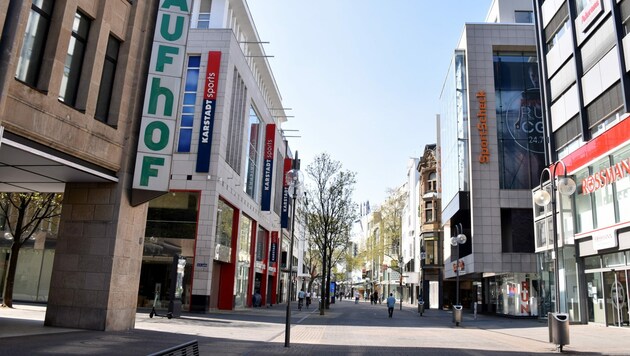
[
  {"left": 586, "top": 272, "right": 605, "bottom": 324},
  {"left": 603, "top": 270, "right": 629, "bottom": 327}
]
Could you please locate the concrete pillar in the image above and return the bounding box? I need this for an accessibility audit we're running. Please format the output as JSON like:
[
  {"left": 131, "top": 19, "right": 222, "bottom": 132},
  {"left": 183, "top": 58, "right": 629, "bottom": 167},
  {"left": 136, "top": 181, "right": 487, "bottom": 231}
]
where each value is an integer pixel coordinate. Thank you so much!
[{"left": 45, "top": 182, "right": 148, "bottom": 331}]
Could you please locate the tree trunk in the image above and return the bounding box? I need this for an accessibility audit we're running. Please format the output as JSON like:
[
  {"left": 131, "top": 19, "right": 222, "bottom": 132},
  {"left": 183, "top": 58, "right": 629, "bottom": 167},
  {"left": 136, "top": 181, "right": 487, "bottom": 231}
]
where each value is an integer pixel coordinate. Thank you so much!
[
  {"left": 2, "top": 242, "right": 20, "bottom": 308},
  {"left": 320, "top": 246, "right": 327, "bottom": 315}
]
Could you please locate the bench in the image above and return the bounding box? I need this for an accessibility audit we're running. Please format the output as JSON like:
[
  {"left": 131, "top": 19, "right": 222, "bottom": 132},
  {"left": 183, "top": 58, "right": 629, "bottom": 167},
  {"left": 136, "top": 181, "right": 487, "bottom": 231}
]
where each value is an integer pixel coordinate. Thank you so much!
[{"left": 147, "top": 340, "right": 199, "bottom": 356}]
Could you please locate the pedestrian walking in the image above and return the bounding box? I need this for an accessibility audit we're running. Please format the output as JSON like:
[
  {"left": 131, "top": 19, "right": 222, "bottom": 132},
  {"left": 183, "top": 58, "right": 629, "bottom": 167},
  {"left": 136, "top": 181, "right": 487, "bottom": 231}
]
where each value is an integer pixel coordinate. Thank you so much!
[
  {"left": 305, "top": 291, "right": 311, "bottom": 309},
  {"left": 387, "top": 293, "right": 396, "bottom": 318},
  {"left": 298, "top": 289, "right": 305, "bottom": 310}
]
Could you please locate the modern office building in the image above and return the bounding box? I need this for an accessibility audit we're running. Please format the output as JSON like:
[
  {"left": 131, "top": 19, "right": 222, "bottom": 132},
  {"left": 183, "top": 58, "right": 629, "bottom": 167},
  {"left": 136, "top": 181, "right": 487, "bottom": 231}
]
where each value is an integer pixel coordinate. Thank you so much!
[
  {"left": 438, "top": 0, "right": 542, "bottom": 316},
  {"left": 533, "top": 0, "right": 630, "bottom": 327},
  {"left": 0, "top": 0, "right": 295, "bottom": 330}
]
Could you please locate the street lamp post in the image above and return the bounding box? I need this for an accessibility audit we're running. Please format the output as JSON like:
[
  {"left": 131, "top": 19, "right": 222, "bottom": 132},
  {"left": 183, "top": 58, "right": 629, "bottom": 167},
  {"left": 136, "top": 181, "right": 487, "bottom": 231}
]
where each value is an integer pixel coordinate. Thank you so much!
[
  {"left": 451, "top": 223, "right": 466, "bottom": 326},
  {"left": 284, "top": 153, "right": 302, "bottom": 348},
  {"left": 533, "top": 159, "right": 576, "bottom": 352}
]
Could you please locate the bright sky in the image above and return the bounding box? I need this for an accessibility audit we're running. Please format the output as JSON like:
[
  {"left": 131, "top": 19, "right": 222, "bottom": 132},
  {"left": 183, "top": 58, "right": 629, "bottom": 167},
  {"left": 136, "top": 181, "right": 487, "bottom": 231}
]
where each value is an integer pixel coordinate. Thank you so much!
[{"left": 247, "top": 1, "right": 492, "bottom": 205}]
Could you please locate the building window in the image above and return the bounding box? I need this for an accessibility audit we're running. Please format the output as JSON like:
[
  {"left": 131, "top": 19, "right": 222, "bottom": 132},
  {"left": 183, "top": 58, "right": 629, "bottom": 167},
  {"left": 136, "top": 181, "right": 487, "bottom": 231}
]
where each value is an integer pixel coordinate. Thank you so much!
[
  {"left": 192, "top": 0, "right": 211, "bottom": 29},
  {"left": 427, "top": 172, "right": 437, "bottom": 192},
  {"left": 425, "top": 201, "right": 434, "bottom": 222},
  {"left": 515, "top": 10, "right": 534, "bottom": 23},
  {"left": 95, "top": 35, "right": 120, "bottom": 123},
  {"left": 59, "top": 11, "right": 90, "bottom": 106},
  {"left": 15, "top": 0, "right": 54, "bottom": 87},
  {"left": 177, "top": 56, "right": 201, "bottom": 152},
  {"left": 494, "top": 52, "right": 545, "bottom": 190},
  {"left": 613, "top": 146, "right": 630, "bottom": 222},
  {"left": 575, "top": 168, "right": 594, "bottom": 233},
  {"left": 226, "top": 69, "right": 247, "bottom": 172},
  {"left": 236, "top": 214, "right": 252, "bottom": 308},
  {"left": 245, "top": 106, "right": 261, "bottom": 198},
  {"left": 256, "top": 226, "right": 267, "bottom": 262}
]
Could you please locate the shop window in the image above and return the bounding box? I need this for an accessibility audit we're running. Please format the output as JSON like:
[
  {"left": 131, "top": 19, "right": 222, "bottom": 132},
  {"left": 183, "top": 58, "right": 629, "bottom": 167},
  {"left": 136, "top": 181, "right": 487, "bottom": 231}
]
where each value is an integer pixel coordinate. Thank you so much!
[
  {"left": 593, "top": 157, "right": 617, "bottom": 229},
  {"left": 613, "top": 146, "right": 630, "bottom": 222},
  {"left": 59, "top": 11, "right": 90, "bottom": 107},
  {"left": 95, "top": 35, "right": 120, "bottom": 124},
  {"left": 214, "top": 199, "right": 235, "bottom": 263},
  {"left": 15, "top": 0, "right": 54, "bottom": 87},
  {"left": 177, "top": 55, "right": 201, "bottom": 152}
]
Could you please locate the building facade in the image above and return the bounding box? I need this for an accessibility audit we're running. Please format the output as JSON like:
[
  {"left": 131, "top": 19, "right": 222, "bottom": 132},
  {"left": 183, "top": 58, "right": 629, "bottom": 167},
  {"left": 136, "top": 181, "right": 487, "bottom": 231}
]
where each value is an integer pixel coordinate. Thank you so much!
[
  {"left": 0, "top": 0, "right": 160, "bottom": 330},
  {"left": 533, "top": 0, "right": 630, "bottom": 327},
  {"left": 0, "top": 0, "right": 297, "bottom": 330},
  {"left": 418, "top": 144, "right": 443, "bottom": 309},
  {"left": 438, "top": 0, "right": 542, "bottom": 316}
]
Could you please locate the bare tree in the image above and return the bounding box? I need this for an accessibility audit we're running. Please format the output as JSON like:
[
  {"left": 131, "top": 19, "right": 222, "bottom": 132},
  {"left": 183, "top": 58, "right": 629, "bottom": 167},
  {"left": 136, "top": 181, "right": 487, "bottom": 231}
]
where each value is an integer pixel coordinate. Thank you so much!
[
  {"left": 1, "top": 192, "right": 63, "bottom": 308},
  {"left": 303, "top": 153, "right": 357, "bottom": 315}
]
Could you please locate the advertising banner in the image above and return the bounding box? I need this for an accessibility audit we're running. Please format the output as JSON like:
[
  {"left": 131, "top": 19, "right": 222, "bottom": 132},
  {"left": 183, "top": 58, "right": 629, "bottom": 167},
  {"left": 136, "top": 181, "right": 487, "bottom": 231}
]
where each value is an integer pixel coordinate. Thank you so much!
[
  {"left": 281, "top": 158, "right": 291, "bottom": 228},
  {"left": 196, "top": 51, "right": 221, "bottom": 172},
  {"left": 132, "top": 0, "right": 192, "bottom": 194},
  {"left": 261, "top": 124, "right": 276, "bottom": 211}
]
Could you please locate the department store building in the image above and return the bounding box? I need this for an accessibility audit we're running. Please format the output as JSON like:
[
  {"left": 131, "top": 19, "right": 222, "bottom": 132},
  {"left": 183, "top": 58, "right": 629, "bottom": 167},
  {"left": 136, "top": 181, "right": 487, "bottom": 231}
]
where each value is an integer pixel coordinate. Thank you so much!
[
  {"left": 533, "top": 0, "right": 630, "bottom": 327},
  {"left": 438, "top": 0, "right": 543, "bottom": 316},
  {"left": 0, "top": 0, "right": 295, "bottom": 330}
]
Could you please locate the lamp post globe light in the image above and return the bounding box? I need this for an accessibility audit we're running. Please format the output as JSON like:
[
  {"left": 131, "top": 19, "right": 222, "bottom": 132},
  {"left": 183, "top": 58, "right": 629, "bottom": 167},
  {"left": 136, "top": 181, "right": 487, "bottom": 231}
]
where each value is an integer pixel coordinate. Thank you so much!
[
  {"left": 532, "top": 159, "right": 575, "bottom": 352},
  {"left": 284, "top": 152, "right": 302, "bottom": 348},
  {"left": 450, "top": 223, "right": 466, "bottom": 326}
]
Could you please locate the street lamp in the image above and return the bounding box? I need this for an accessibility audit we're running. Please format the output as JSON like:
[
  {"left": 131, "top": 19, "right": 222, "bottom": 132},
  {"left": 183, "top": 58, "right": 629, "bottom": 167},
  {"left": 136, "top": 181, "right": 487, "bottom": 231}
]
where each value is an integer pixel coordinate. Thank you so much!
[
  {"left": 450, "top": 223, "right": 467, "bottom": 307},
  {"left": 284, "top": 152, "right": 302, "bottom": 348},
  {"left": 533, "top": 160, "right": 575, "bottom": 351},
  {"left": 450, "top": 223, "right": 466, "bottom": 326}
]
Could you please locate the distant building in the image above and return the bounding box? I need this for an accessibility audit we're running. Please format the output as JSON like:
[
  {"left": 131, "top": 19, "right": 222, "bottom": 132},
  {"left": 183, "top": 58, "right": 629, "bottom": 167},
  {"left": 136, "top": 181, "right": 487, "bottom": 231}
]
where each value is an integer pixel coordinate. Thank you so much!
[{"left": 418, "top": 144, "right": 443, "bottom": 309}]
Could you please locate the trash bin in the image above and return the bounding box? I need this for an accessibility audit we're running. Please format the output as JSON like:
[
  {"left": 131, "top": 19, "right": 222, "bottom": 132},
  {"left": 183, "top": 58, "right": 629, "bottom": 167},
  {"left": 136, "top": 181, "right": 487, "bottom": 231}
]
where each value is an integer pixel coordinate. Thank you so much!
[
  {"left": 418, "top": 301, "right": 425, "bottom": 316},
  {"left": 452, "top": 305, "right": 463, "bottom": 326},
  {"left": 548, "top": 312, "right": 570, "bottom": 350}
]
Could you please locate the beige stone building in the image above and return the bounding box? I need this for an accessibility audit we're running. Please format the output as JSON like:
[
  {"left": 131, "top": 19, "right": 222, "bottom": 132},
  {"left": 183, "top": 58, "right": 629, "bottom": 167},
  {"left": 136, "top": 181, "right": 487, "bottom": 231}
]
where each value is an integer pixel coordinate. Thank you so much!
[{"left": 0, "top": 0, "right": 160, "bottom": 331}]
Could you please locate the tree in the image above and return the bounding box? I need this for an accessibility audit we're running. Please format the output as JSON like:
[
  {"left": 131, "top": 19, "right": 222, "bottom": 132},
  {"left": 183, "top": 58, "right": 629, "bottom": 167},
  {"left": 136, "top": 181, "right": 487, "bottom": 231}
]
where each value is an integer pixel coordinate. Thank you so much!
[
  {"left": 0, "top": 192, "right": 63, "bottom": 308},
  {"left": 303, "top": 153, "right": 357, "bottom": 315},
  {"left": 380, "top": 187, "right": 408, "bottom": 310}
]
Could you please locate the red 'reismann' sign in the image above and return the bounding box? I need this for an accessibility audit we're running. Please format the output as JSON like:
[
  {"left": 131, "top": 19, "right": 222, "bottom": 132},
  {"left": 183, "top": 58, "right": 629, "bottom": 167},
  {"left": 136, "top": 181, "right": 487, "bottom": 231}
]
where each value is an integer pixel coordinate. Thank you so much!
[{"left": 581, "top": 157, "right": 630, "bottom": 194}]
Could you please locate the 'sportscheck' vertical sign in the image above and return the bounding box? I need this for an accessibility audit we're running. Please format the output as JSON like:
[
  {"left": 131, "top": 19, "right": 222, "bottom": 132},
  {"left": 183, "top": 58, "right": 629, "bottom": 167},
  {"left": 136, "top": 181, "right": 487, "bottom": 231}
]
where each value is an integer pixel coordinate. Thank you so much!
[
  {"left": 261, "top": 124, "right": 276, "bottom": 211},
  {"left": 196, "top": 51, "right": 221, "bottom": 172},
  {"left": 133, "top": 0, "right": 191, "bottom": 192}
]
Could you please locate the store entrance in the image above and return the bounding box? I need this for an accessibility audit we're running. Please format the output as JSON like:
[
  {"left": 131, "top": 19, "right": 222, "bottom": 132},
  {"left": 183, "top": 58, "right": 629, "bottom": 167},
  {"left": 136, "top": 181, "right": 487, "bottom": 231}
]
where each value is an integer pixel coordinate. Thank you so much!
[{"left": 604, "top": 269, "right": 629, "bottom": 327}]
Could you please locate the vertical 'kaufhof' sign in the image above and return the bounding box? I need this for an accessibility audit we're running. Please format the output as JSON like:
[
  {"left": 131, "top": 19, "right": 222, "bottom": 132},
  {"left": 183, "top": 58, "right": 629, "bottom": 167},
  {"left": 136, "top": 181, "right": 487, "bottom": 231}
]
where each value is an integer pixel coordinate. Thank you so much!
[
  {"left": 133, "top": 0, "right": 191, "bottom": 193},
  {"left": 196, "top": 51, "right": 221, "bottom": 172},
  {"left": 280, "top": 157, "right": 291, "bottom": 228},
  {"left": 260, "top": 124, "right": 276, "bottom": 211}
]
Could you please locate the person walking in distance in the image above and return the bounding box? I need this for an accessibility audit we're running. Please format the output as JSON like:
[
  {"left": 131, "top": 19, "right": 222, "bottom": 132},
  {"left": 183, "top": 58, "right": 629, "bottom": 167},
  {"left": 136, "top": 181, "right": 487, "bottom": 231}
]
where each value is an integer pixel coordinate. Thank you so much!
[{"left": 387, "top": 293, "right": 396, "bottom": 318}]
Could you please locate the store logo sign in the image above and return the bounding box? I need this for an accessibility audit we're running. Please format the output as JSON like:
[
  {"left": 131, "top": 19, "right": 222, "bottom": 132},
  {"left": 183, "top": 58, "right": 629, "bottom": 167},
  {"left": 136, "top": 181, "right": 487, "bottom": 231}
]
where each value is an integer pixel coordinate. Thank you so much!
[
  {"left": 261, "top": 124, "right": 276, "bottom": 211},
  {"left": 133, "top": 0, "right": 191, "bottom": 192},
  {"left": 592, "top": 227, "right": 618, "bottom": 250},
  {"left": 581, "top": 157, "right": 630, "bottom": 194},
  {"left": 196, "top": 51, "right": 221, "bottom": 172},
  {"left": 477, "top": 91, "right": 490, "bottom": 163},
  {"left": 580, "top": 0, "right": 603, "bottom": 32}
]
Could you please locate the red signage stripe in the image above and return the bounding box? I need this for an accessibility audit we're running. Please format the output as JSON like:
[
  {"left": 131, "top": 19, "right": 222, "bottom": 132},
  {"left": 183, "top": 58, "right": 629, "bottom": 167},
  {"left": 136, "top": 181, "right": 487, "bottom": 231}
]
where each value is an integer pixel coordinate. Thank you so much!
[
  {"left": 561, "top": 116, "right": 630, "bottom": 175},
  {"left": 204, "top": 51, "right": 221, "bottom": 100}
]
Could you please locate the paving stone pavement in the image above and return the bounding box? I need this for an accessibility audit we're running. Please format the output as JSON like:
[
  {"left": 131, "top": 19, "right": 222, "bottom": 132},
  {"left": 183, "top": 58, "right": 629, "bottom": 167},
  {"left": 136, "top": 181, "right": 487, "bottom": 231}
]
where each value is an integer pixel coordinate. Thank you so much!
[{"left": 1, "top": 300, "right": 629, "bottom": 355}]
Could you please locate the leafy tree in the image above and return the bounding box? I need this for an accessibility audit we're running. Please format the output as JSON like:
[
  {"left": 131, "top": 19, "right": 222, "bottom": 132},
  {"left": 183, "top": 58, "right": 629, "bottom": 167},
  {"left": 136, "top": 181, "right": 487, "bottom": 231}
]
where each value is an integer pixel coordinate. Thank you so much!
[
  {"left": 1, "top": 192, "right": 63, "bottom": 308},
  {"left": 303, "top": 153, "right": 357, "bottom": 315}
]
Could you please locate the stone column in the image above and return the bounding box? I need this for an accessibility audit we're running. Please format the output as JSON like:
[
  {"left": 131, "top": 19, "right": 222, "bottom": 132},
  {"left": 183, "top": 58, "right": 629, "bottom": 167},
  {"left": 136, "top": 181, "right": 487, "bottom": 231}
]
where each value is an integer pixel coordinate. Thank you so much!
[{"left": 45, "top": 181, "right": 148, "bottom": 331}]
